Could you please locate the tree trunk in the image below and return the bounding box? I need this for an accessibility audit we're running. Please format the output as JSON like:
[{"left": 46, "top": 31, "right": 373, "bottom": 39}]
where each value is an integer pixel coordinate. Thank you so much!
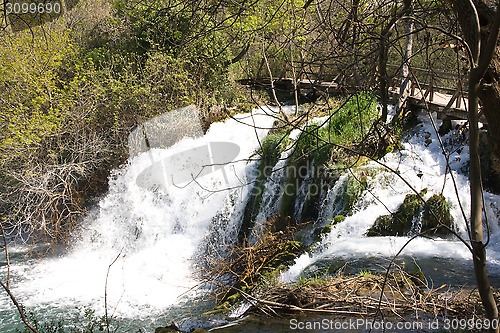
[
  {"left": 477, "top": 53, "right": 500, "bottom": 176},
  {"left": 476, "top": 2, "right": 500, "bottom": 182},
  {"left": 469, "top": 68, "right": 499, "bottom": 330},
  {"left": 453, "top": 1, "right": 500, "bottom": 330},
  {"left": 378, "top": 0, "right": 413, "bottom": 123},
  {"left": 396, "top": 1, "right": 414, "bottom": 116}
]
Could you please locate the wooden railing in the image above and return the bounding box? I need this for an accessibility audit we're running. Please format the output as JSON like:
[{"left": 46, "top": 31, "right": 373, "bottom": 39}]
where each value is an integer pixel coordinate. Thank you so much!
[{"left": 388, "top": 64, "right": 468, "bottom": 113}]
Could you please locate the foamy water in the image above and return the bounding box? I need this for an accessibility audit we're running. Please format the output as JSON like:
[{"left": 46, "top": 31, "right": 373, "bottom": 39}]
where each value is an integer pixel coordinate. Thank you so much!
[
  {"left": 1, "top": 106, "right": 500, "bottom": 331},
  {"left": 0, "top": 107, "right": 284, "bottom": 330},
  {"left": 282, "top": 112, "right": 500, "bottom": 282}
]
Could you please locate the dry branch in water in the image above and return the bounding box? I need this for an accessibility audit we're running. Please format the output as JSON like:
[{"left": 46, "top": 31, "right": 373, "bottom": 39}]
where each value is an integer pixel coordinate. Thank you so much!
[
  {"left": 198, "top": 227, "right": 494, "bottom": 323},
  {"left": 197, "top": 217, "right": 305, "bottom": 303},
  {"left": 250, "top": 271, "right": 483, "bottom": 318}
]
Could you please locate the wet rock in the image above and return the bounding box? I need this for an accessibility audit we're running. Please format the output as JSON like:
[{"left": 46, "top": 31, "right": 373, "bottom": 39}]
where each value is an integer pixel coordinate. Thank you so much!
[
  {"left": 155, "top": 324, "right": 181, "bottom": 333},
  {"left": 343, "top": 175, "right": 367, "bottom": 214},
  {"left": 367, "top": 215, "right": 396, "bottom": 236},
  {"left": 313, "top": 224, "right": 331, "bottom": 241},
  {"left": 367, "top": 190, "right": 453, "bottom": 237},
  {"left": 367, "top": 190, "right": 426, "bottom": 236},
  {"left": 422, "top": 194, "right": 453, "bottom": 235}
]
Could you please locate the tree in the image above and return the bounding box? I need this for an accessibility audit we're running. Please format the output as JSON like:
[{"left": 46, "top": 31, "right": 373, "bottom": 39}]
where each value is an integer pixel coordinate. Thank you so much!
[{"left": 452, "top": 0, "right": 500, "bottom": 328}]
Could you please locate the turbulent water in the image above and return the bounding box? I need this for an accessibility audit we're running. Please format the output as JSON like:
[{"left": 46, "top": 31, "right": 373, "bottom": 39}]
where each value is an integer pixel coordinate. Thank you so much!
[
  {"left": 1, "top": 106, "right": 500, "bottom": 332},
  {"left": 0, "top": 106, "right": 279, "bottom": 331},
  {"left": 282, "top": 112, "right": 500, "bottom": 284}
]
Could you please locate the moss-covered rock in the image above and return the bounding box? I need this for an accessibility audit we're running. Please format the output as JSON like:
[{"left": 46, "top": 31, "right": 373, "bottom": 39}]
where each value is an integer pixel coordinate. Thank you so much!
[
  {"left": 422, "top": 194, "right": 453, "bottom": 235},
  {"left": 241, "top": 130, "right": 292, "bottom": 240},
  {"left": 269, "top": 240, "right": 304, "bottom": 267},
  {"left": 333, "top": 215, "right": 346, "bottom": 225},
  {"left": 155, "top": 327, "right": 180, "bottom": 333},
  {"left": 367, "top": 190, "right": 454, "bottom": 237},
  {"left": 367, "top": 190, "right": 427, "bottom": 236},
  {"left": 278, "top": 174, "right": 299, "bottom": 219},
  {"left": 313, "top": 224, "right": 331, "bottom": 241},
  {"left": 400, "top": 193, "right": 423, "bottom": 219},
  {"left": 367, "top": 215, "right": 395, "bottom": 236},
  {"left": 300, "top": 173, "right": 325, "bottom": 221},
  {"left": 343, "top": 175, "right": 367, "bottom": 214}
]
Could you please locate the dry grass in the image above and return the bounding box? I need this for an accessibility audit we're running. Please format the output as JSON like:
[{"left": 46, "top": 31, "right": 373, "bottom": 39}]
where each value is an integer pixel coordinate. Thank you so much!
[
  {"left": 197, "top": 218, "right": 305, "bottom": 303},
  {"left": 198, "top": 224, "right": 490, "bottom": 321}
]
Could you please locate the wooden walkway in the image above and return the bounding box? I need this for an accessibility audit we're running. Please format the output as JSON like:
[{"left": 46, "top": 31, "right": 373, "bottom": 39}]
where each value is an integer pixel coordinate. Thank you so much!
[
  {"left": 237, "top": 67, "right": 482, "bottom": 123},
  {"left": 387, "top": 65, "right": 475, "bottom": 122}
]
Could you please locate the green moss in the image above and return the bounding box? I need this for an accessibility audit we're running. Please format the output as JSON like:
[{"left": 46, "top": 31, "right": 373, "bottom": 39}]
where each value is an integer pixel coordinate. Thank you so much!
[
  {"left": 334, "top": 172, "right": 372, "bottom": 216},
  {"left": 259, "top": 131, "right": 291, "bottom": 166},
  {"left": 241, "top": 130, "right": 292, "bottom": 239},
  {"left": 422, "top": 194, "right": 453, "bottom": 235},
  {"left": 398, "top": 193, "right": 423, "bottom": 222},
  {"left": 226, "top": 292, "right": 241, "bottom": 304},
  {"left": 313, "top": 224, "right": 332, "bottom": 241},
  {"left": 384, "top": 140, "right": 402, "bottom": 155},
  {"left": 366, "top": 215, "right": 394, "bottom": 236},
  {"left": 367, "top": 189, "right": 427, "bottom": 236},
  {"left": 204, "top": 302, "right": 230, "bottom": 315},
  {"left": 278, "top": 172, "right": 299, "bottom": 220},
  {"left": 343, "top": 175, "right": 367, "bottom": 214},
  {"left": 300, "top": 173, "right": 324, "bottom": 221},
  {"left": 266, "top": 240, "right": 304, "bottom": 269},
  {"left": 333, "top": 215, "right": 345, "bottom": 225},
  {"left": 367, "top": 189, "right": 455, "bottom": 238},
  {"left": 321, "top": 224, "right": 332, "bottom": 234}
]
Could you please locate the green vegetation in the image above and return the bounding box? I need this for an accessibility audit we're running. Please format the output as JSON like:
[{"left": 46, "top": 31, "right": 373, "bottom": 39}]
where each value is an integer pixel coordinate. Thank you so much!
[
  {"left": 367, "top": 190, "right": 454, "bottom": 237},
  {"left": 291, "top": 92, "right": 379, "bottom": 166},
  {"left": 276, "top": 92, "right": 379, "bottom": 223},
  {"left": 199, "top": 224, "right": 305, "bottom": 312},
  {"left": 0, "top": 0, "right": 244, "bottom": 238},
  {"left": 18, "top": 306, "right": 108, "bottom": 333},
  {"left": 3, "top": 0, "right": 496, "bottom": 330},
  {"left": 367, "top": 190, "right": 427, "bottom": 237},
  {"left": 423, "top": 194, "right": 454, "bottom": 235}
]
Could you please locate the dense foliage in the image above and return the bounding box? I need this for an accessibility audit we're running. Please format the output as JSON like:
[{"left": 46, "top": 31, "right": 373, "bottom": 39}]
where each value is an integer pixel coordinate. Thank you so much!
[
  {"left": 0, "top": 0, "right": 242, "bottom": 238},
  {"left": 0, "top": 0, "right": 481, "bottom": 241}
]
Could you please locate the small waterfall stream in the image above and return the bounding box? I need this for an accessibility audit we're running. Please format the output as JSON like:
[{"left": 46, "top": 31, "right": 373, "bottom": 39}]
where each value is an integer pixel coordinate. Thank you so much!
[{"left": 282, "top": 113, "right": 500, "bottom": 285}]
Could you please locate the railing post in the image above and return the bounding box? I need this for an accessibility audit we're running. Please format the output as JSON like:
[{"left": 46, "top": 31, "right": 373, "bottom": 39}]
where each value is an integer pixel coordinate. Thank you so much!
[
  {"left": 429, "top": 75, "right": 435, "bottom": 102},
  {"left": 456, "top": 77, "right": 463, "bottom": 109}
]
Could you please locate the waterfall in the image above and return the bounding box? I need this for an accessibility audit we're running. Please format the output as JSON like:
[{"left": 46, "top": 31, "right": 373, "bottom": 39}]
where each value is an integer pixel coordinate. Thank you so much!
[
  {"left": 2, "top": 105, "right": 500, "bottom": 331},
  {"left": 282, "top": 113, "right": 500, "bottom": 283},
  {"left": 0, "top": 107, "right": 279, "bottom": 328}
]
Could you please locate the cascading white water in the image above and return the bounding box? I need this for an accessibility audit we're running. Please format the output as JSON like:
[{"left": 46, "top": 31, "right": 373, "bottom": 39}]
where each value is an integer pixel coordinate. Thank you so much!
[
  {"left": 2, "top": 104, "right": 500, "bottom": 331},
  {"left": 282, "top": 112, "right": 500, "bottom": 283},
  {"left": 0, "top": 107, "right": 286, "bottom": 330}
]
